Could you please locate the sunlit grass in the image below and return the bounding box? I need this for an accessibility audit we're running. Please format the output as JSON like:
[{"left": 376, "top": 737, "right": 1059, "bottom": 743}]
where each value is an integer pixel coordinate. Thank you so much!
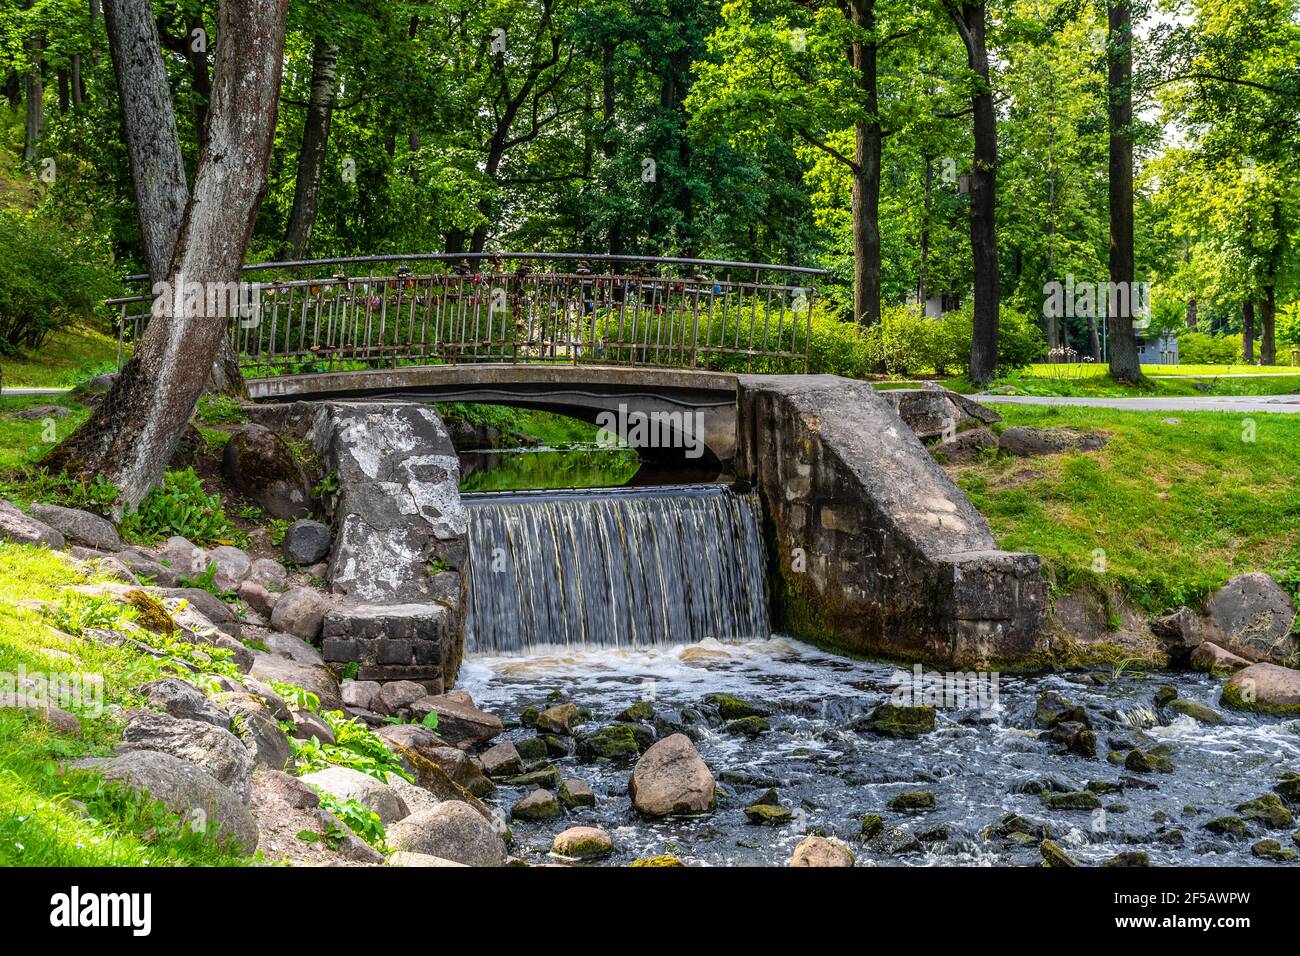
[{"left": 0, "top": 322, "right": 121, "bottom": 389}]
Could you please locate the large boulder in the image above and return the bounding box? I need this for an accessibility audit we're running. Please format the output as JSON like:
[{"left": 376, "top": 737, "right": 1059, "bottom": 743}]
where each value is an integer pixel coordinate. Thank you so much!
[
  {"left": 1150, "top": 606, "right": 1204, "bottom": 663},
  {"left": 300, "top": 766, "right": 408, "bottom": 824},
  {"left": 385, "top": 802, "right": 506, "bottom": 866},
  {"left": 136, "top": 677, "right": 231, "bottom": 729},
  {"left": 221, "top": 423, "right": 312, "bottom": 520},
  {"left": 552, "top": 826, "right": 614, "bottom": 859},
  {"left": 628, "top": 733, "right": 715, "bottom": 817},
  {"left": 1222, "top": 663, "right": 1300, "bottom": 715},
  {"left": 409, "top": 693, "right": 502, "bottom": 748},
  {"left": 28, "top": 503, "right": 120, "bottom": 551},
  {"left": 998, "top": 427, "right": 1110, "bottom": 457},
  {"left": 119, "top": 710, "right": 254, "bottom": 803},
  {"left": 212, "top": 693, "right": 293, "bottom": 771},
  {"left": 1203, "top": 573, "right": 1298, "bottom": 664},
  {"left": 248, "top": 653, "right": 342, "bottom": 711},
  {"left": 269, "top": 587, "right": 330, "bottom": 642},
  {"left": 73, "top": 750, "right": 258, "bottom": 853},
  {"left": 1190, "top": 640, "right": 1252, "bottom": 676},
  {"left": 0, "top": 500, "right": 65, "bottom": 549}
]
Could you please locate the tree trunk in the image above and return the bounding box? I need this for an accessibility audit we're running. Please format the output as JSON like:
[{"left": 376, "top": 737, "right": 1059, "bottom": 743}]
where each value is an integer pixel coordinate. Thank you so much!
[
  {"left": 849, "top": 0, "right": 882, "bottom": 327},
  {"left": 22, "top": 37, "right": 43, "bottom": 162},
  {"left": 1259, "top": 289, "right": 1275, "bottom": 366},
  {"left": 4, "top": 70, "right": 20, "bottom": 110},
  {"left": 1087, "top": 316, "right": 1101, "bottom": 361},
  {"left": 103, "top": 0, "right": 188, "bottom": 286},
  {"left": 281, "top": 39, "right": 338, "bottom": 260},
  {"left": 57, "top": 68, "right": 69, "bottom": 113},
  {"left": 47, "top": 0, "right": 288, "bottom": 510},
  {"left": 945, "top": 1, "right": 999, "bottom": 386},
  {"left": 919, "top": 157, "right": 931, "bottom": 310},
  {"left": 184, "top": 14, "right": 212, "bottom": 145},
  {"left": 1186, "top": 297, "right": 1197, "bottom": 328},
  {"left": 1106, "top": 0, "right": 1141, "bottom": 383},
  {"left": 70, "top": 55, "right": 83, "bottom": 107},
  {"left": 1242, "top": 300, "right": 1256, "bottom": 363}
]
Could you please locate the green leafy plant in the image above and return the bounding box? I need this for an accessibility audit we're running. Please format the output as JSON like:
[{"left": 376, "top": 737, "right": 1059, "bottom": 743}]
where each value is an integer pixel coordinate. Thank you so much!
[
  {"left": 177, "top": 561, "right": 236, "bottom": 601},
  {"left": 121, "top": 468, "right": 235, "bottom": 546},
  {"left": 40, "top": 592, "right": 136, "bottom": 637},
  {"left": 196, "top": 394, "right": 249, "bottom": 425},
  {"left": 313, "top": 791, "right": 387, "bottom": 849}
]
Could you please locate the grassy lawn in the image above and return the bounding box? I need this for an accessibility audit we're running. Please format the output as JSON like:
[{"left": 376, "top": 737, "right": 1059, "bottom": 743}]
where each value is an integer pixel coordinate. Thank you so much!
[
  {"left": 1026, "top": 362, "right": 1300, "bottom": 377},
  {"left": 951, "top": 404, "right": 1300, "bottom": 614},
  {"left": 0, "top": 545, "right": 252, "bottom": 865},
  {"left": 944, "top": 370, "right": 1300, "bottom": 398},
  {"left": 0, "top": 323, "right": 120, "bottom": 389}
]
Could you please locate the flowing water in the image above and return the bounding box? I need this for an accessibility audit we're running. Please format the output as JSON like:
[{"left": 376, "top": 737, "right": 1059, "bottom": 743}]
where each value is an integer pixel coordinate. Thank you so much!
[
  {"left": 458, "top": 479, "right": 1300, "bottom": 867},
  {"left": 463, "top": 485, "right": 769, "bottom": 654}
]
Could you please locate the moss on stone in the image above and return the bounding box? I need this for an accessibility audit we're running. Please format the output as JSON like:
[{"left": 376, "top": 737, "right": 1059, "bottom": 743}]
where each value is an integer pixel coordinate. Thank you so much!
[
  {"left": 125, "top": 589, "right": 177, "bottom": 635},
  {"left": 1236, "top": 794, "right": 1294, "bottom": 829},
  {"left": 868, "top": 702, "right": 936, "bottom": 737},
  {"left": 629, "top": 855, "right": 684, "bottom": 867},
  {"left": 860, "top": 814, "right": 884, "bottom": 840},
  {"left": 744, "top": 803, "right": 793, "bottom": 825},
  {"left": 1039, "top": 839, "right": 1078, "bottom": 867},
  {"left": 618, "top": 700, "right": 655, "bottom": 723},
  {"left": 888, "top": 791, "right": 936, "bottom": 812},
  {"left": 1221, "top": 681, "right": 1300, "bottom": 716},
  {"left": 1204, "top": 815, "right": 1249, "bottom": 839},
  {"left": 576, "top": 724, "right": 640, "bottom": 763},
  {"left": 1042, "top": 790, "right": 1101, "bottom": 811},
  {"left": 723, "top": 716, "right": 770, "bottom": 737}
]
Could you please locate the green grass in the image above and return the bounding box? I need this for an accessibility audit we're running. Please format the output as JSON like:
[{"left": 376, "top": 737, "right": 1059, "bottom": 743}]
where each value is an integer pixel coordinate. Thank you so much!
[
  {"left": 0, "top": 394, "right": 91, "bottom": 473},
  {"left": 951, "top": 405, "right": 1300, "bottom": 614},
  {"left": 945, "top": 370, "right": 1300, "bottom": 398},
  {"left": 0, "top": 322, "right": 120, "bottom": 389},
  {"left": 0, "top": 544, "right": 253, "bottom": 865},
  {"left": 1026, "top": 362, "right": 1300, "bottom": 378}
]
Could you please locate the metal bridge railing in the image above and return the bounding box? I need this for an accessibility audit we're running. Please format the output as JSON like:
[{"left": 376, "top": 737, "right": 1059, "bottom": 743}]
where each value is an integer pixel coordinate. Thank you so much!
[{"left": 105, "top": 252, "right": 826, "bottom": 377}]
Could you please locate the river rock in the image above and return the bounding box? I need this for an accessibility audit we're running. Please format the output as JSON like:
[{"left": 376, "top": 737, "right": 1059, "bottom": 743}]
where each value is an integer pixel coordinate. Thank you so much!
[
  {"left": 1035, "top": 690, "right": 1090, "bottom": 728},
  {"left": 28, "top": 503, "right": 120, "bottom": 551},
  {"left": 248, "top": 653, "right": 342, "bottom": 711},
  {"left": 301, "top": 766, "right": 409, "bottom": 824},
  {"left": 222, "top": 424, "right": 311, "bottom": 520},
  {"left": 385, "top": 802, "right": 506, "bottom": 866},
  {"left": 745, "top": 803, "right": 793, "bottom": 825},
  {"left": 269, "top": 587, "right": 330, "bottom": 642},
  {"left": 119, "top": 710, "right": 254, "bottom": 803},
  {"left": 865, "top": 702, "right": 935, "bottom": 737},
  {"left": 414, "top": 746, "right": 494, "bottom": 797},
  {"left": 1166, "top": 699, "right": 1224, "bottom": 725},
  {"left": 1251, "top": 838, "right": 1298, "bottom": 862},
  {"left": 1236, "top": 794, "right": 1294, "bottom": 829},
  {"left": 1222, "top": 663, "right": 1300, "bottom": 715},
  {"left": 258, "top": 631, "right": 324, "bottom": 666},
  {"left": 480, "top": 740, "right": 524, "bottom": 778},
  {"left": 74, "top": 750, "right": 258, "bottom": 852},
  {"left": 1204, "top": 815, "right": 1249, "bottom": 839},
  {"left": 0, "top": 500, "right": 65, "bottom": 549},
  {"left": 577, "top": 724, "right": 641, "bottom": 763},
  {"left": 1039, "top": 839, "right": 1078, "bottom": 867},
  {"left": 704, "top": 693, "right": 769, "bottom": 720},
  {"left": 559, "top": 777, "right": 595, "bottom": 808},
  {"left": 409, "top": 693, "right": 502, "bottom": 748},
  {"left": 374, "top": 680, "right": 428, "bottom": 717},
  {"left": 388, "top": 851, "right": 467, "bottom": 867},
  {"left": 137, "top": 677, "right": 230, "bottom": 729},
  {"left": 552, "top": 826, "right": 613, "bottom": 859},
  {"left": 790, "top": 836, "right": 854, "bottom": 867},
  {"left": 203, "top": 546, "right": 250, "bottom": 593},
  {"left": 1049, "top": 720, "right": 1097, "bottom": 758},
  {"left": 1275, "top": 772, "right": 1300, "bottom": 805},
  {"left": 1191, "top": 641, "right": 1251, "bottom": 676},
  {"left": 998, "top": 426, "right": 1109, "bottom": 457},
  {"left": 1203, "top": 573, "right": 1297, "bottom": 664},
  {"left": 342, "top": 680, "right": 381, "bottom": 711},
  {"left": 283, "top": 519, "right": 331, "bottom": 566},
  {"left": 210, "top": 692, "right": 292, "bottom": 771},
  {"left": 628, "top": 734, "right": 715, "bottom": 817},
  {"left": 1102, "top": 850, "right": 1152, "bottom": 867},
  {"left": 512, "top": 788, "right": 560, "bottom": 821},
  {"left": 536, "top": 702, "right": 583, "bottom": 735},
  {"left": 1150, "top": 606, "right": 1203, "bottom": 661},
  {"left": 888, "top": 790, "right": 936, "bottom": 812}
]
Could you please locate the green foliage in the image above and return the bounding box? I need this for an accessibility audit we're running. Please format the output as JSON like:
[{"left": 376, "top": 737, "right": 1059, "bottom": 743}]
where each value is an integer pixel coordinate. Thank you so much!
[
  {"left": 120, "top": 468, "right": 234, "bottom": 546},
  {"left": 1179, "top": 332, "right": 1243, "bottom": 365},
  {"left": 863, "top": 304, "right": 1044, "bottom": 377},
  {"left": 288, "top": 710, "right": 412, "bottom": 784},
  {"left": 0, "top": 212, "right": 119, "bottom": 355},
  {"left": 0, "top": 465, "right": 116, "bottom": 513},
  {"left": 313, "top": 791, "right": 387, "bottom": 849},
  {"left": 177, "top": 562, "right": 236, "bottom": 601},
  {"left": 196, "top": 395, "right": 248, "bottom": 426},
  {"left": 40, "top": 592, "right": 137, "bottom": 637}
]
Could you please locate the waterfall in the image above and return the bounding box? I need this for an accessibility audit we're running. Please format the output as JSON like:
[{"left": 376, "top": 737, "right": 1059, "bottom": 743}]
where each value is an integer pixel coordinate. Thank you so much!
[{"left": 463, "top": 484, "right": 770, "bottom": 653}]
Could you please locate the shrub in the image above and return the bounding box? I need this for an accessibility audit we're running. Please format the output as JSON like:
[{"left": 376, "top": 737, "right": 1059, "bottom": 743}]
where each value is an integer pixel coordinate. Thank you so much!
[
  {"left": 862, "top": 303, "right": 1043, "bottom": 377},
  {"left": 0, "top": 213, "right": 118, "bottom": 355},
  {"left": 1179, "top": 331, "right": 1241, "bottom": 365},
  {"left": 120, "top": 468, "right": 234, "bottom": 546}
]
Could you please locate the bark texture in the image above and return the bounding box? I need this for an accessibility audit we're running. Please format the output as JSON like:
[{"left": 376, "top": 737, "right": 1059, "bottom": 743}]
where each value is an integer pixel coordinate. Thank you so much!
[
  {"left": 1106, "top": 0, "right": 1140, "bottom": 383},
  {"left": 281, "top": 39, "right": 339, "bottom": 260},
  {"left": 48, "top": 0, "right": 289, "bottom": 509},
  {"left": 850, "top": 0, "right": 882, "bottom": 328}
]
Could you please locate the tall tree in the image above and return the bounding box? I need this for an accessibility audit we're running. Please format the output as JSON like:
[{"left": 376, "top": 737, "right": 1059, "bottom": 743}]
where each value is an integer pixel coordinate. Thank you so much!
[
  {"left": 281, "top": 38, "right": 339, "bottom": 259},
  {"left": 47, "top": 0, "right": 289, "bottom": 509},
  {"left": 1105, "top": 0, "right": 1140, "bottom": 381},
  {"left": 942, "top": 0, "right": 999, "bottom": 384}
]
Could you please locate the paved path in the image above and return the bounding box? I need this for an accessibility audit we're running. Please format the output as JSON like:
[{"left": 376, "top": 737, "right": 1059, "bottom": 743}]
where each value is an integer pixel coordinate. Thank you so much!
[
  {"left": 1, "top": 387, "right": 71, "bottom": 396},
  {"left": 972, "top": 393, "right": 1300, "bottom": 414}
]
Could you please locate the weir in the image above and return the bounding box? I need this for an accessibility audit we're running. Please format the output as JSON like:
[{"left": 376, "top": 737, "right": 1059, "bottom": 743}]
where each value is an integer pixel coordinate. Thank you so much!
[{"left": 463, "top": 484, "right": 769, "bottom": 653}]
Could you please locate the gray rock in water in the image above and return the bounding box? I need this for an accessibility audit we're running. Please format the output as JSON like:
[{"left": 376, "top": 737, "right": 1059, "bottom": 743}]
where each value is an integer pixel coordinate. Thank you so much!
[
  {"left": 29, "top": 503, "right": 120, "bottom": 551},
  {"left": 137, "top": 677, "right": 231, "bottom": 730},
  {"left": 221, "top": 424, "right": 312, "bottom": 520},
  {"left": 71, "top": 750, "right": 258, "bottom": 852},
  {"left": 119, "top": 710, "right": 254, "bottom": 803},
  {"left": 386, "top": 802, "right": 506, "bottom": 866},
  {"left": 1150, "top": 606, "right": 1204, "bottom": 662},
  {"left": 629, "top": 733, "right": 715, "bottom": 817},
  {"left": 300, "top": 766, "right": 408, "bottom": 824},
  {"left": 269, "top": 586, "right": 330, "bottom": 641},
  {"left": 1204, "top": 573, "right": 1297, "bottom": 665},
  {"left": 283, "top": 519, "right": 331, "bottom": 566},
  {"left": 0, "top": 500, "right": 65, "bottom": 549}
]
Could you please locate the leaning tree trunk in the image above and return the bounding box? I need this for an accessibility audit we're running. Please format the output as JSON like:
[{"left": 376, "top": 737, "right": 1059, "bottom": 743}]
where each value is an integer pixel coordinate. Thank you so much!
[
  {"left": 1106, "top": 0, "right": 1140, "bottom": 384},
  {"left": 47, "top": 0, "right": 288, "bottom": 510},
  {"left": 281, "top": 39, "right": 339, "bottom": 260},
  {"left": 945, "top": 0, "right": 999, "bottom": 386}
]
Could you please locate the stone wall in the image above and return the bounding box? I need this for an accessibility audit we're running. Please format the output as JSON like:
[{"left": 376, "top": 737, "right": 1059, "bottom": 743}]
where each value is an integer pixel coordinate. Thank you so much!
[
  {"left": 309, "top": 402, "right": 468, "bottom": 691},
  {"left": 735, "top": 375, "right": 1047, "bottom": 667}
]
